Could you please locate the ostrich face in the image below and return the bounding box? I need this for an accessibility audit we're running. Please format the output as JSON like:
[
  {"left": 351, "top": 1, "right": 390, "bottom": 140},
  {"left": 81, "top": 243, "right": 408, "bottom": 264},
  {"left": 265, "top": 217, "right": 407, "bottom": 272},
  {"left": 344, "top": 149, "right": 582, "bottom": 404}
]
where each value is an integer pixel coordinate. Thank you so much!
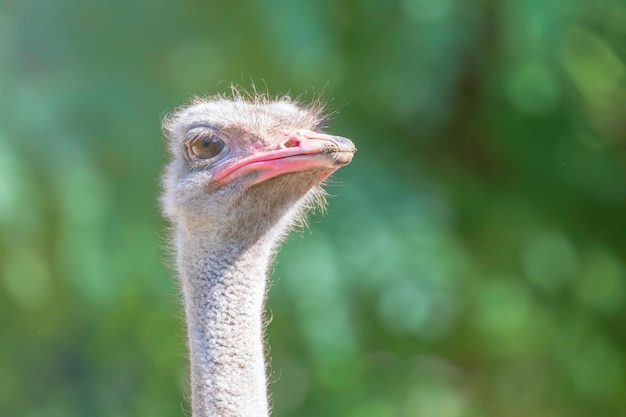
[{"left": 161, "top": 97, "right": 355, "bottom": 234}]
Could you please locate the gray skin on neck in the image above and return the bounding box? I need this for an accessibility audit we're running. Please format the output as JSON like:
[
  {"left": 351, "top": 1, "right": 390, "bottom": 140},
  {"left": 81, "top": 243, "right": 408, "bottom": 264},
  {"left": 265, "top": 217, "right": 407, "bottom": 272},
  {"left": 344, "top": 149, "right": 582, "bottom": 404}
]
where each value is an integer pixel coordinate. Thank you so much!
[{"left": 160, "top": 95, "right": 335, "bottom": 417}]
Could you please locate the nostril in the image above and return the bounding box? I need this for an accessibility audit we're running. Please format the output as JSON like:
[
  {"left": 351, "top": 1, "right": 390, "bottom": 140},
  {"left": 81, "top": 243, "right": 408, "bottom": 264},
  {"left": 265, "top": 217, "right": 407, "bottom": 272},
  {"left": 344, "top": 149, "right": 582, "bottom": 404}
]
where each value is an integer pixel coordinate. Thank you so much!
[{"left": 282, "top": 137, "right": 300, "bottom": 148}]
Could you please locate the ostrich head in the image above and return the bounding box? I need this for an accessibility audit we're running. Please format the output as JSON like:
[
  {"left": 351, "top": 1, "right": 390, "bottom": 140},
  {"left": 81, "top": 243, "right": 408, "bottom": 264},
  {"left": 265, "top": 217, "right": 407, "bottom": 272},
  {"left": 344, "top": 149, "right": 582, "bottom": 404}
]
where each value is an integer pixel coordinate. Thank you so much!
[{"left": 161, "top": 94, "right": 356, "bottom": 245}]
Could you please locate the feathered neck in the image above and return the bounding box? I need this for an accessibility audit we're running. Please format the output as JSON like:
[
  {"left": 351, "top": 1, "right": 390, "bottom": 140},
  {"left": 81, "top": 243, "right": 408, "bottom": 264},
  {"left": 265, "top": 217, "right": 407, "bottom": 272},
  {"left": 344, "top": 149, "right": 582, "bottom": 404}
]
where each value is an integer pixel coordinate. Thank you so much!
[{"left": 175, "top": 225, "right": 277, "bottom": 417}]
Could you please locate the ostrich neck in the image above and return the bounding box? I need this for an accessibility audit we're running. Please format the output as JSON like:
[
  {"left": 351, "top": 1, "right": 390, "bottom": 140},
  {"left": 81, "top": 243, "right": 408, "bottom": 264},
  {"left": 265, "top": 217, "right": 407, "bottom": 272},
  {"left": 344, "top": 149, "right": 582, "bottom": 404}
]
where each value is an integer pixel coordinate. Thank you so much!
[{"left": 176, "top": 227, "right": 276, "bottom": 417}]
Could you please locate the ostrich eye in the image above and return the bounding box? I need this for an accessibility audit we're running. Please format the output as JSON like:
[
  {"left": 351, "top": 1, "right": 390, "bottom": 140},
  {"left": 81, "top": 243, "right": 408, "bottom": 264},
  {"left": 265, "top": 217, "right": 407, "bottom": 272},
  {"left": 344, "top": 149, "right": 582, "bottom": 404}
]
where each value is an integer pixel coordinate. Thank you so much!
[{"left": 189, "top": 136, "right": 225, "bottom": 159}]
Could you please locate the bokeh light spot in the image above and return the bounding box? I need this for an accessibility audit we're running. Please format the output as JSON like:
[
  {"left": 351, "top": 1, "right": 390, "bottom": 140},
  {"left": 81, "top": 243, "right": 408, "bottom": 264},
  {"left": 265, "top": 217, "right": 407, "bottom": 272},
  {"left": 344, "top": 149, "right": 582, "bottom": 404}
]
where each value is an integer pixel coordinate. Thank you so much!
[
  {"left": 3, "top": 248, "right": 52, "bottom": 310},
  {"left": 403, "top": 0, "right": 454, "bottom": 23},
  {"left": 405, "top": 381, "right": 466, "bottom": 417},
  {"left": 473, "top": 280, "right": 533, "bottom": 354},
  {"left": 574, "top": 249, "right": 625, "bottom": 316},
  {"left": 506, "top": 61, "right": 560, "bottom": 115},
  {"left": 521, "top": 230, "right": 578, "bottom": 294},
  {"left": 561, "top": 27, "right": 625, "bottom": 106}
]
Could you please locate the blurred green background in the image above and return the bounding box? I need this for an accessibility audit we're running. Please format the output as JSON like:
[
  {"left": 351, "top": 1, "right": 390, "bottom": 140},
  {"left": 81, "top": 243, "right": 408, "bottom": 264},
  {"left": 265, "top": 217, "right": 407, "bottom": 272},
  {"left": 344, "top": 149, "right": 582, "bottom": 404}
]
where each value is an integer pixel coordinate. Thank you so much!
[{"left": 2, "top": 0, "right": 626, "bottom": 416}]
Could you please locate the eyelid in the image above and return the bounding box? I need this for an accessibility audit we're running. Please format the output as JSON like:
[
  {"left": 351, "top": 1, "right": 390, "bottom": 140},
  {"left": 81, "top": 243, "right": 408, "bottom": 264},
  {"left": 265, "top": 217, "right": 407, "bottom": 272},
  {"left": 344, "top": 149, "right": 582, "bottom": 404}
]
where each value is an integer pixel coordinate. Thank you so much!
[
  {"left": 185, "top": 126, "right": 221, "bottom": 142},
  {"left": 185, "top": 121, "right": 221, "bottom": 133}
]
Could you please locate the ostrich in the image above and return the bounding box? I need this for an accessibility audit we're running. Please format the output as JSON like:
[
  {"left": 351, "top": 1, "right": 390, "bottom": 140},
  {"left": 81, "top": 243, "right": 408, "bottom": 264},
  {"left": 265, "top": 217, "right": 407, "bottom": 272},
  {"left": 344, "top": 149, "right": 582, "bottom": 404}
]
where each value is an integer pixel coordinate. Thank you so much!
[{"left": 160, "top": 93, "right": 355, "bottom": 417}]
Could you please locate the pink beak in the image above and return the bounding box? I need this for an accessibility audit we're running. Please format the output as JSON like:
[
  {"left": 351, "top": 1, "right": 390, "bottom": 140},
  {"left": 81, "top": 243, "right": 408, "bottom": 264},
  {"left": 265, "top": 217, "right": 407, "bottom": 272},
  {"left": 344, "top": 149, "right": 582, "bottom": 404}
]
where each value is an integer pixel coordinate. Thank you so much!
[{"left": 212, "top": 129, "right": 356, "bottom": 187}]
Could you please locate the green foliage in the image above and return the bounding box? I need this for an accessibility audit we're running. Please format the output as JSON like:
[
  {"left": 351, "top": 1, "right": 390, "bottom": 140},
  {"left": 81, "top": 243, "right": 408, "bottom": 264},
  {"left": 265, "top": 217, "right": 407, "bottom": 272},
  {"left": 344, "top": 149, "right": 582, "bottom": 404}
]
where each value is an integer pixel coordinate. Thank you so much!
[{"left": 1, "top": 0, "right": 625, "bottom": 416}]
